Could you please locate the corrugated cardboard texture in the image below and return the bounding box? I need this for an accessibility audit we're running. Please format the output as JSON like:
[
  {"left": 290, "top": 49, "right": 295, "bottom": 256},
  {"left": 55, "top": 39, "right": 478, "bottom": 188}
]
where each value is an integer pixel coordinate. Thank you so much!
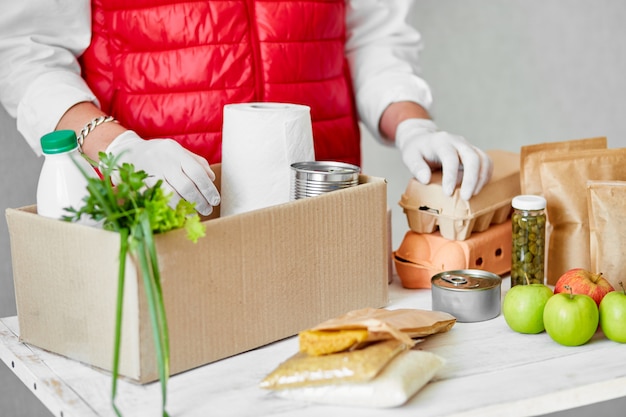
[
  {"left": 6, "top": 171, "right": 389, "bottom": 383},
  {"left": 6, "top": 206, "right": 144, "bottom": 378}
]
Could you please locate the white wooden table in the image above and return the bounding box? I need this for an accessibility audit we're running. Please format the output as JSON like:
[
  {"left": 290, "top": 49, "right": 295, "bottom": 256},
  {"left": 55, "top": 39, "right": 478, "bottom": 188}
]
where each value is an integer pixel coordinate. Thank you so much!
[{"left": 1, "top": 277, "right": 626, "bottom": 417}]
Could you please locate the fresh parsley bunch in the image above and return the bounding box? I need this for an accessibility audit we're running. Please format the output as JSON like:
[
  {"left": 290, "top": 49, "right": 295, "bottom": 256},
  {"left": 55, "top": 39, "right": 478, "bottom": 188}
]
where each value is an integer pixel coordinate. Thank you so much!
[{"left": 65, "top": 152, "right": 206, "bottom": 417}]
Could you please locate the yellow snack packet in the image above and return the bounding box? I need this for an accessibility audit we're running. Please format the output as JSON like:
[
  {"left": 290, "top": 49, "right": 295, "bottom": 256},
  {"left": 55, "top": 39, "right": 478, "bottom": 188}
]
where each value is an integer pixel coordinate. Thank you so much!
[
  {"left": 299, "top": 329, "right": 369, "bottom": 356},
  {"left": 299, "top": 307, "right": 456, "bottom": 356}
]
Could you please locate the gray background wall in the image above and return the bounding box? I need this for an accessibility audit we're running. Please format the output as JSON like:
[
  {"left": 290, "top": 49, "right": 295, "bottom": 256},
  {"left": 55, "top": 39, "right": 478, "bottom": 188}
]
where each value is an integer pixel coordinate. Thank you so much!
[{"left": 2, "top": 1, "right": 626, "bottom": 415}]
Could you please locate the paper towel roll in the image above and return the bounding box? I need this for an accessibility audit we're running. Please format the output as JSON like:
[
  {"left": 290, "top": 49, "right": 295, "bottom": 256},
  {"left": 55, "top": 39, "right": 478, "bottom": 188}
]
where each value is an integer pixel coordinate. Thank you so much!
[{"left": 221, "top": 103, "right": 315, "bottom": 216}]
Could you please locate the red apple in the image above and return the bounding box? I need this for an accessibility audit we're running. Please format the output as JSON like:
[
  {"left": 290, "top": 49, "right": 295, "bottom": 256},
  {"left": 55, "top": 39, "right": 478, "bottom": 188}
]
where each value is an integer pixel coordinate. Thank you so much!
[{"left": 554, "top": 268, "right": 614, "bottom": 307}]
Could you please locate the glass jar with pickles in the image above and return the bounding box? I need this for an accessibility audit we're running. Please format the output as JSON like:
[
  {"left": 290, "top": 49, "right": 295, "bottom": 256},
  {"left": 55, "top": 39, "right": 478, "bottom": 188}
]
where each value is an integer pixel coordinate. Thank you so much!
[{"left": 511, "top": 195, "right": 547, "bottom": 286}]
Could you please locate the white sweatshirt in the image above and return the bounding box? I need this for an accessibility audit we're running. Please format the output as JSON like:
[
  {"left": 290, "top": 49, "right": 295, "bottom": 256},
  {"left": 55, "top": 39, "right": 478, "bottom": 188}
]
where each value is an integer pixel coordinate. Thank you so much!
[{"left": 0, "top": 0, "right": 433, "bottom": 154}]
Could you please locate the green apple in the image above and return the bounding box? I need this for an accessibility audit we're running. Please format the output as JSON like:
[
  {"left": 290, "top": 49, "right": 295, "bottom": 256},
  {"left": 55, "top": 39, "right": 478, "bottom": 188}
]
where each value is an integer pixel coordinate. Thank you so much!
[
  {"left": 599, "top": 283, "right": 626, "bottom": 343},
  {"left": 543, "top": 285, "right": 599, "bottom": 346},
  {"left": 503, "top": 283, "right": 554, "bottom": 334}
]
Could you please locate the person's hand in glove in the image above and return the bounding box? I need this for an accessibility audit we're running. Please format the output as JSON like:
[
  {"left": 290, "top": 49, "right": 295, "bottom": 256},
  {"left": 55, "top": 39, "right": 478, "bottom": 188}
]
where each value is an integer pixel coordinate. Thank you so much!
[
  {"left": 395, "top": 118, "right": 493, "bottom": 201},
  {"left": 105, "top": 131, "right": 221, "bottom": 215}
]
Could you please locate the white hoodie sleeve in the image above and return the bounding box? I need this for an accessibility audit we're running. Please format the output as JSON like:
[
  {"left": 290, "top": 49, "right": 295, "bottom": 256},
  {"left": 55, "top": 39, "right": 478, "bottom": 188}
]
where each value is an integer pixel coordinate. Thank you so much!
[
  {"left": 346, "top": 0, "right": 434, "bottom": 142},
  {"left": 0, "top": 0, "right": 98, "bottom": 154}
]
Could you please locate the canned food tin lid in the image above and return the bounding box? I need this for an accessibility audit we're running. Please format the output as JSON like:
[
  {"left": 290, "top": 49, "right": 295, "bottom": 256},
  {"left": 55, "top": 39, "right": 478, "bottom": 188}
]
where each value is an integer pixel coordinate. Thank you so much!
[
  {"left": 291, "top": 161, "right": 360, "bottom": 181},
  {"left": 431, "top": 269, "right": 501, "bottom": 291}
]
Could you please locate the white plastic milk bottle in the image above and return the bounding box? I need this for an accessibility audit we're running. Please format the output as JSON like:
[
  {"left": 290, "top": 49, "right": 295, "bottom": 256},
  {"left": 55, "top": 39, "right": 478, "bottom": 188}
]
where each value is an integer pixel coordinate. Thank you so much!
[{"left": 36, "top": 130, "right": 99, "bottom": 224}]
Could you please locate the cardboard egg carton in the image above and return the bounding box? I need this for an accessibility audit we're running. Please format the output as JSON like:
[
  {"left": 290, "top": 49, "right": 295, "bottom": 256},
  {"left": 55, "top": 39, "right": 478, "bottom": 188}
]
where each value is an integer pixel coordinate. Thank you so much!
[
  {"left": 399, "top": 150, "right": 520, "bottom": 241},
  {"left": 393, "top": 220, "right": 512, "bottom": 289}
]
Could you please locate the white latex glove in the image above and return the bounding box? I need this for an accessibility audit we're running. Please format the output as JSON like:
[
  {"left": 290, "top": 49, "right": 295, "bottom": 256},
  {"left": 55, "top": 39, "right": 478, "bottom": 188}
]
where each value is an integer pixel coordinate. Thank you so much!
[
  {"left": 105, "top": 131, "right": 221, "bottom": 215},
  {"left": 395, "top": 119, "right": 493, "bottom": 201}
]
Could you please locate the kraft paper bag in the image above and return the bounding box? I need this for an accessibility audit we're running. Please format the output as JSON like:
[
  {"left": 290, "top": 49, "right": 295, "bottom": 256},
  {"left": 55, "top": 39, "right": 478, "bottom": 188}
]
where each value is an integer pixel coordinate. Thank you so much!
[
  {"left": 539, "top": 148, "right": 626, "bottom": 284},
  {"left": 520, "top": 137, "right": 607, "bottom": 195},
  {"left": 587, "top": 180, "right": 626, "bottom": 290},
  {"left": 298, "top": 307, "right": 456, "bottom": 356}
]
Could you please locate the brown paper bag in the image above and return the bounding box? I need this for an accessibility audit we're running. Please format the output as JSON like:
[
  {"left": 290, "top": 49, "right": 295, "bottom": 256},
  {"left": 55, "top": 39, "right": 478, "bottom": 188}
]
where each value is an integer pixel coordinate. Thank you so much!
[
  {"left": 520, "top": 137, "right": 607, "bottom": 195},
  {"left": 539, "top": 148, "right": 626, "bottom": 284},
  {"left": 587, "top": 180, "right": 626, "bottom": 290},
  {"left": 298, "top": 307, "right": 456, "bottom": 356}
]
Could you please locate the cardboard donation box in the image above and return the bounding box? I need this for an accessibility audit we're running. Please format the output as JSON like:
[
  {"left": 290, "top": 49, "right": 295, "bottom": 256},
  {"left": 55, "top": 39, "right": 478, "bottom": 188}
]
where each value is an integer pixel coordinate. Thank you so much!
[{"left": 6, "top": 167, "right": 389, "bottom": 383}]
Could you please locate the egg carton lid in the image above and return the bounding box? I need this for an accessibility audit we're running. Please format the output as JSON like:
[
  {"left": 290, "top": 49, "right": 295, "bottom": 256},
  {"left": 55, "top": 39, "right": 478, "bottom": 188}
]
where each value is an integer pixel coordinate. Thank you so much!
[{"left": 398, "top": 150, "right": 520, "bottom": 236}]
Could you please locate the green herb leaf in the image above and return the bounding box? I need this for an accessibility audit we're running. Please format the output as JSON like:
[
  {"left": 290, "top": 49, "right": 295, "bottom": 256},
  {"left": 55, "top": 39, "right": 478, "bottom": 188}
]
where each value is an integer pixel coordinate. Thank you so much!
[{"left": 65, "top": 152, "right": 206, "bottom": 417}]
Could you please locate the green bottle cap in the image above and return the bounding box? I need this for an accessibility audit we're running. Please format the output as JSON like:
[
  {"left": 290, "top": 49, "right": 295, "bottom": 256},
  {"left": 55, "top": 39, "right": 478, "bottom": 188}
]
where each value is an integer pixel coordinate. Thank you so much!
[{"left": 40, "top": 130, "right": 79, "bottom": 154}]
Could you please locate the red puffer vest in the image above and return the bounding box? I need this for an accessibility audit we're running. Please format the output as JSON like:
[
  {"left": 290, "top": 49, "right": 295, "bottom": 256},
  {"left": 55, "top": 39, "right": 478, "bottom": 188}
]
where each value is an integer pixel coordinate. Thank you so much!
[{"left": 80, "top": 0, "right": 361, "bottom": 166}]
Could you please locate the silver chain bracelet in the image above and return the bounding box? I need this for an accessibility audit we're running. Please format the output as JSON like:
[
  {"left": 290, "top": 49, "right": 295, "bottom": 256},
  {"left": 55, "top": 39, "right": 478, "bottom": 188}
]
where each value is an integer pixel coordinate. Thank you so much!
[{"left": 77, "top": 115, "right": 117, "bottom": 153}]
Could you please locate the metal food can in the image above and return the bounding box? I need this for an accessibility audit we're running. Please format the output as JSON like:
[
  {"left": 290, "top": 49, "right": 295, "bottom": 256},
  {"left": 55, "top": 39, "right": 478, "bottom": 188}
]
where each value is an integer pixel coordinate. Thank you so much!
[
  {"left": 290, "top": 161, "right": 360, "bottom": 200},
  {"left": 431, "top": 269, "right": 502, "bottom": 323}
]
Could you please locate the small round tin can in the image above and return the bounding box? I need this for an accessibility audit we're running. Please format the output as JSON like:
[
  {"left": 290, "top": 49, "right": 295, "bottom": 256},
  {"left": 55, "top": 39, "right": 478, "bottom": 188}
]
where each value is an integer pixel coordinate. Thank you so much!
[
  {"left": 431, "top": 269, "right": 501, "bottom": 323},
  {"left": 290, "top": 161, "right": 360, "bottom": 200}
]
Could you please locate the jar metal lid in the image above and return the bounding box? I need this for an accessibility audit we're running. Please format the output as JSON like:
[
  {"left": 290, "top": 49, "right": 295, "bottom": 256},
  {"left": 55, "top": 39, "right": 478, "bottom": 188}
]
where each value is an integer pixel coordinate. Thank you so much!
[{"left": 512, "top": 195, "right": 546, "bottom": 211}]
